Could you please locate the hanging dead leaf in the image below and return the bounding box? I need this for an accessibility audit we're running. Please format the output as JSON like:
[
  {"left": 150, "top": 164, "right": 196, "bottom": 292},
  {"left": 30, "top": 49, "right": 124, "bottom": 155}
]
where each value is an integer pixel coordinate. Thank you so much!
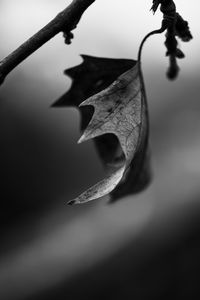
[{"left": 67, "top": 61, "right": 151, "bottom": 205}]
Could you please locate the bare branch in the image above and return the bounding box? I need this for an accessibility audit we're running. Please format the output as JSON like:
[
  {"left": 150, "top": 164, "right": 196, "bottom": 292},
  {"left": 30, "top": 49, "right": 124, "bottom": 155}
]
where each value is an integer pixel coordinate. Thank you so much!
[{"left": 0, "top": 0, "right": 95, "bottom": 85}]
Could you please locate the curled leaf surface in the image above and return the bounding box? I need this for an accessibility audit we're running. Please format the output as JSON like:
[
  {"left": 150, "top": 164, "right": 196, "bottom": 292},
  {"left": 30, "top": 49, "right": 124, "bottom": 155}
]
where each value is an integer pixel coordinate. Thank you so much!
[{"left": 68, "top": 62, "right": 150, "bottom": 204}]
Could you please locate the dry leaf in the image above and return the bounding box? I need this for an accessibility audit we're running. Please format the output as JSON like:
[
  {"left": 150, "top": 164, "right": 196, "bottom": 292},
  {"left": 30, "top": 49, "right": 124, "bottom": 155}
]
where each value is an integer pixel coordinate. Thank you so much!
[{"left": 68, "top": 62, "right": 150, "bottom": 205}]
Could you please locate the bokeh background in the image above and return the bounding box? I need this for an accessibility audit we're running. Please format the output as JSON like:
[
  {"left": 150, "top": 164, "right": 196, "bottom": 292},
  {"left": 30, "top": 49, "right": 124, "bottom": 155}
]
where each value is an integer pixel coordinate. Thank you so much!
[{"left": 0, "top": 1, "right": 200, "bottom": 299}]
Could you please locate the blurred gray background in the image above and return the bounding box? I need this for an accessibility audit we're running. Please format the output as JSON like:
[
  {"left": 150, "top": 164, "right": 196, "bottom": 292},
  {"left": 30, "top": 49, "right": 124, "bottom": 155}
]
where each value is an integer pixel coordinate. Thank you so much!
[{"left": 0, "top": 1, "right": 200, "bottom": 299}]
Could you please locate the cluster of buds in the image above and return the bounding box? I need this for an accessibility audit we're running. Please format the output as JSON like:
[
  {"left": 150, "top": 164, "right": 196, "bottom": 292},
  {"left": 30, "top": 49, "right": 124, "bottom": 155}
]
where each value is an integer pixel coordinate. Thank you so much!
[
  {"left": 62, "top": 19, "right": 78, "bottom": 45},
  {"left": 151, "top": 0, "right": 193, "bottom": 79},
  {"left": 63, "top": 31, "right": 74, "bottom": 45}
]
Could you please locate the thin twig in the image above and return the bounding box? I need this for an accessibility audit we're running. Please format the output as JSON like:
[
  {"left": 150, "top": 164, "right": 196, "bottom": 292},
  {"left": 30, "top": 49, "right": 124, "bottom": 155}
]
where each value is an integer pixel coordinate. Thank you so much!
[
  {"left": 0, "top": 0, "right": 95, "bottom": 85},
  {"left": 137, "top": 27, "right": 167, "bottom": 63}
]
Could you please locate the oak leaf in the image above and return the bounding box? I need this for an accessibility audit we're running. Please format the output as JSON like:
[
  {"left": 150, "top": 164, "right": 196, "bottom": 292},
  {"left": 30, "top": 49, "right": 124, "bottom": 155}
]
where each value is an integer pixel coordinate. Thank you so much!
[{"left": 67, "top": 61, "right": 151, "bottom": 204}]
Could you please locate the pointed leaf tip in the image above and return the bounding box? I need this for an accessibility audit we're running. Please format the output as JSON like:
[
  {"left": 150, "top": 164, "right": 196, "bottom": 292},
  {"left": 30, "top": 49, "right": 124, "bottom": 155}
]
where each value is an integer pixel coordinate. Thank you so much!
[
  {"left": 67, "top": 199, "right": 80, "bottom": 205},
  {"left": 77, "top": 135, "right": 85, "bottom": 144},
  {"left": 67, "top": 200, "right": 75, "bottom": 205}
]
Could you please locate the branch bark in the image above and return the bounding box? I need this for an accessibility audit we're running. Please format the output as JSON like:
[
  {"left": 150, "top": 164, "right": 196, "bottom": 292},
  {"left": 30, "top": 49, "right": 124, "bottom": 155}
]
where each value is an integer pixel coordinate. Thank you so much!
[{"left": 0, "top": 0, "right": 95, "bottom": 85}]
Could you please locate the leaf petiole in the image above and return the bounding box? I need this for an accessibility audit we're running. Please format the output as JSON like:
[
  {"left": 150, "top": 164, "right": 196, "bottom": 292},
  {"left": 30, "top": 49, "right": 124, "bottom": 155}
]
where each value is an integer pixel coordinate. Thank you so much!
[{"left": 137, "top": 27, "right": 167, "bottom": 62}]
